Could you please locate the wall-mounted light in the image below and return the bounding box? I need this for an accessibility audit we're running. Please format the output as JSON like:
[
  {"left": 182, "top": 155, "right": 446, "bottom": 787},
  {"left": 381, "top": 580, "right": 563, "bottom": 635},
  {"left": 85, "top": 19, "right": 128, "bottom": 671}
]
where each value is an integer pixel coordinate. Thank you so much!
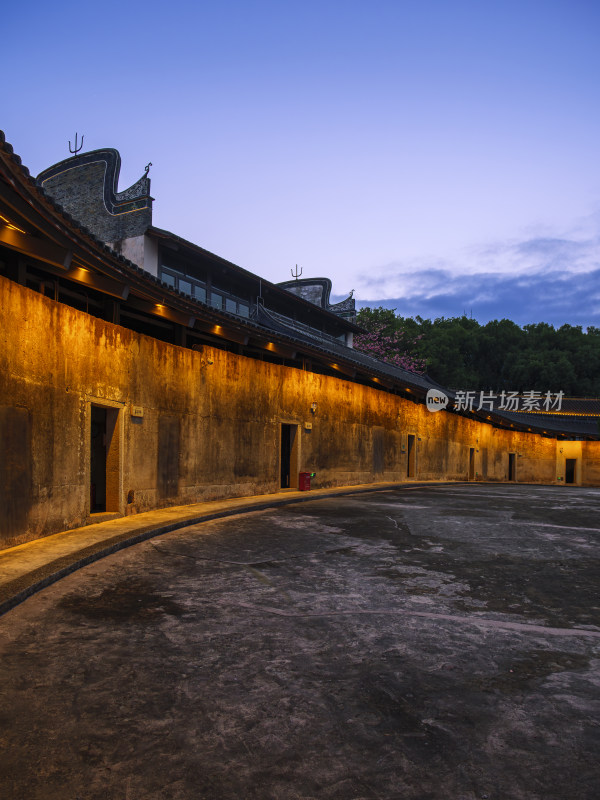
[{"left": 310, "top": 402, "right": 317, "bottom": 414}]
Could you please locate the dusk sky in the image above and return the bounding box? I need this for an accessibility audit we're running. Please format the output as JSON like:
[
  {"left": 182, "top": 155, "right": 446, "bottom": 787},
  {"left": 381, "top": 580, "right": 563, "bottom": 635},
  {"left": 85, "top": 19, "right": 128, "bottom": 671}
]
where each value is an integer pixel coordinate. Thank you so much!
[{"left": 5, "top": 0, "right": 600, "bottom": 328}]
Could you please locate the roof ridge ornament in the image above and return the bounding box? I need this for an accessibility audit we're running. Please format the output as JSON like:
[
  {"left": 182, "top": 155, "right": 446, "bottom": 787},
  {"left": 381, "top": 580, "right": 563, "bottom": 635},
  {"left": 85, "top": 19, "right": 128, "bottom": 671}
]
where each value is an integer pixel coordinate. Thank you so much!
[
  {"left": 291, "top": 263, "right": 302, "bottom": 280},
  {"left": 68, "top": 133, "right": 84, "bottom": 155}
]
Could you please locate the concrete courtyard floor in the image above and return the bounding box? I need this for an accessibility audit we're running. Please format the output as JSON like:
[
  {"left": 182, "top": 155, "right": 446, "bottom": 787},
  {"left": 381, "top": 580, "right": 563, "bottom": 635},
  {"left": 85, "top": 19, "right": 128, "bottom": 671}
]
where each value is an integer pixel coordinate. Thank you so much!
[{"left": 1, "top": 483, "right": 599, "bottom": 800}]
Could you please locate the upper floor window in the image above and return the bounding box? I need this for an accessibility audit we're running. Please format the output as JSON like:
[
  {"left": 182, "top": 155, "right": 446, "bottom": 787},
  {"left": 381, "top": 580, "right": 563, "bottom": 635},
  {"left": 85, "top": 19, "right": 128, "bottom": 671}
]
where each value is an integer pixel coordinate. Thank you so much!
[{"left": 159, "top": 266, "right": 250, "bottom": 318}]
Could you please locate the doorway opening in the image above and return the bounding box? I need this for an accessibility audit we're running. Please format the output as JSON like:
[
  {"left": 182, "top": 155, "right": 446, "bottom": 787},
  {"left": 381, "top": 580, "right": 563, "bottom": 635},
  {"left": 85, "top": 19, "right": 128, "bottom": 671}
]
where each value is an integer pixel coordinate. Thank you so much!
[
  {"left": 406, "top": 434, "right": 416, "bottom": 478},
  {"left": 90, "top": 404, "right": 120, "bottom": 513},
  {"left": 280, "top": 424, "right": 299, "bottom": 489},
  {"left": 508, "top": 452, "right": 516, "bottom": 482},
  {"left": 469, "top": 448, "right": 475, "bottom": 480},
  {"left": 565, "top": 458, "right": 577, "bottom": 484}
]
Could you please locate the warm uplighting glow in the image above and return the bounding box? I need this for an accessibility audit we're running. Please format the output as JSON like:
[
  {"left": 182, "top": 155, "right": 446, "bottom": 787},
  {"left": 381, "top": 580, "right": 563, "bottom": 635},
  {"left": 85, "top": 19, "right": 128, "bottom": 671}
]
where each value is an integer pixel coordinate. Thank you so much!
[
  {"left": 72, "top": 266, "right": 91, "bottom": 281},
  {"left": 0, "top": 213, "right": 26, "bottom": 234}
]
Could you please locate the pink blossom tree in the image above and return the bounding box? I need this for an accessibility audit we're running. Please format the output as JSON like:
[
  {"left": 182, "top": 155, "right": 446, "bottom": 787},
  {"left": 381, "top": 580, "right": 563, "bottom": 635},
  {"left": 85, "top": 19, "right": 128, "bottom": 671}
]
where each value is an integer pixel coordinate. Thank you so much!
[{"left": 354, "top": 323, "right": 426, "bottom": 374}]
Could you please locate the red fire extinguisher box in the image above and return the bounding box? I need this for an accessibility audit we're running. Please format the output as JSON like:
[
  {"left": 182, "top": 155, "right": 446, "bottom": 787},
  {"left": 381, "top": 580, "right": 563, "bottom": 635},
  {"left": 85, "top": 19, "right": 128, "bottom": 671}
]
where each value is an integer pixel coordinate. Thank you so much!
[{"left": 298, "top": 472, "right": 311, "bottom": 491}]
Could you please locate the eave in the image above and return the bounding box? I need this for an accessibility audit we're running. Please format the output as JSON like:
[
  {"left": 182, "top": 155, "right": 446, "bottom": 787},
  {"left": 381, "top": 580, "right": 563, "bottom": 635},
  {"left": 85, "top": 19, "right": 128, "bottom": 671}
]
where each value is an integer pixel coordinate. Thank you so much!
[{"left": 1, "top": 131, "right": 598, "bottom": 442}]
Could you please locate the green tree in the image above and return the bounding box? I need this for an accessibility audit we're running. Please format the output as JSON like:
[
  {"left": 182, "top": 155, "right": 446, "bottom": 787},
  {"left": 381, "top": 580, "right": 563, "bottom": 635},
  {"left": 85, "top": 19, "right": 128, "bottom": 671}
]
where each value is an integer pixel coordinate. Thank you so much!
[{"left": 355, "top": 307, "right": 600, "bottom": 395}]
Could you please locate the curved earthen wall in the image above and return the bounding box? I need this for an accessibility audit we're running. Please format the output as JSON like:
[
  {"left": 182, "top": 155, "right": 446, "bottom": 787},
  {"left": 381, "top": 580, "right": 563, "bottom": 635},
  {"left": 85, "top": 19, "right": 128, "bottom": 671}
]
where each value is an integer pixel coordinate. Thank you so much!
[{"left": 1, "top": 276, "right": 598, "bottom": 547}]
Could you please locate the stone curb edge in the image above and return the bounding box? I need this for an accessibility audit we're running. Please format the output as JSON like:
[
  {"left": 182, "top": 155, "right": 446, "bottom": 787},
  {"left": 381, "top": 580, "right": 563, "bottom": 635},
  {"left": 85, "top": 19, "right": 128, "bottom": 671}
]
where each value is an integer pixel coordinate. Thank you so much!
[{"left": 0, "top": 482, "right": 449, "bottom": 617}]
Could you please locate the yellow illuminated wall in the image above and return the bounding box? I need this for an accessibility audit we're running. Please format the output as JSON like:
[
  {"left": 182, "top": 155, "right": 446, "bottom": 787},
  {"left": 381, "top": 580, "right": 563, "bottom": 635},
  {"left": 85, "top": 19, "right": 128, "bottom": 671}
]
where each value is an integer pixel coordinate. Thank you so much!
[{"left": 1, "top": 275, "right": 598, "bottom": 547}]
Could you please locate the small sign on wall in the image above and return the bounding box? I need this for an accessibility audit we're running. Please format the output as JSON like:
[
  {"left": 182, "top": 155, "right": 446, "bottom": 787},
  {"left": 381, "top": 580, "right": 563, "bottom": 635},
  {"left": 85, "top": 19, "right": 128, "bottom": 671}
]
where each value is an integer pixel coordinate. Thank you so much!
[
  {"left": 304, "top": 421, "right": 313, "bottom": 430},
  {"left": 131, "top": 405, "right": 144, "bottom": 418}
]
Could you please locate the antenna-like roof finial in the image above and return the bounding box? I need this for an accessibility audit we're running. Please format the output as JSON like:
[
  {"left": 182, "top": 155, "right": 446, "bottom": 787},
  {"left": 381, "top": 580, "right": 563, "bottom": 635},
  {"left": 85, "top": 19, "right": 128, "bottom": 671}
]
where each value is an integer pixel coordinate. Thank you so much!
[{"left": 69, "top": 133, "right": 84, "bottom": 155}]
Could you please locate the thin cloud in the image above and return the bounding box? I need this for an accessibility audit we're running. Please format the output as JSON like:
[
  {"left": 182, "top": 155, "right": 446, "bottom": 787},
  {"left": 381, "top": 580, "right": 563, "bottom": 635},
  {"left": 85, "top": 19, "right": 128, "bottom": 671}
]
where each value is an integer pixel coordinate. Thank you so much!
[
  {"left": 352, "top": 225, "right": 600, "bottom": 326},
  {"left": 355, "top": 267, "right": 600, "bottom": 327}
]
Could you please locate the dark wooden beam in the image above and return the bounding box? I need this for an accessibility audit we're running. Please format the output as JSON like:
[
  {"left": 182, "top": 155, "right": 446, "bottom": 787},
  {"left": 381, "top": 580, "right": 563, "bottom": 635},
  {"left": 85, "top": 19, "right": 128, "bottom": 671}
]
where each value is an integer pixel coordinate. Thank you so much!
[
  {"left": 328, "top": 361, "right": 357, "bottom": 379},
  {"left": 194, "top": 319, "right": 250, "bottom": 346},
  {"left": 250, "top": 339, "right": 298, "bottom": 359},
  {"left": 66, "top": 266, "right": 130, "bottom": 300},
  {"left": 127, "top": 295, "right": 196, "bottom": 328},
  {"left": 0, "top": 225, "right": 72, "bottom": 270}
]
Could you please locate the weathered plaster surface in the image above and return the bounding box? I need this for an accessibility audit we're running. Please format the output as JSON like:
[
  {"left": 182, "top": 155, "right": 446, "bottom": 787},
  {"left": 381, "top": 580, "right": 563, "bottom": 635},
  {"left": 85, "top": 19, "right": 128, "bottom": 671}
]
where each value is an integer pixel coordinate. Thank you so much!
[{"left": 1, "top": 277, "right": 597, "bottom": 546}]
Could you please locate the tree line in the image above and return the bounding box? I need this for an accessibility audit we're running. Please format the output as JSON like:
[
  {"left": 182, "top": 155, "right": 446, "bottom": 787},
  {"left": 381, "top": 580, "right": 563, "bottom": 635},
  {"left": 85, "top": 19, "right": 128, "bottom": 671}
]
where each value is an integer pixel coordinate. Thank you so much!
[{"left": 355, "top": 307, "right": 600, "bottom": 395}]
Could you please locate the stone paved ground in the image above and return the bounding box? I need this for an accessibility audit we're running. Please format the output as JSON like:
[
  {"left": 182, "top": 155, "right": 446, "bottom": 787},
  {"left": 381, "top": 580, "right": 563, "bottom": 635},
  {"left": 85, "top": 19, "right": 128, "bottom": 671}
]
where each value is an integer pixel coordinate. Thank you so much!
[{"left": 1, "top": 484, "right": 599, "bottom": 800}]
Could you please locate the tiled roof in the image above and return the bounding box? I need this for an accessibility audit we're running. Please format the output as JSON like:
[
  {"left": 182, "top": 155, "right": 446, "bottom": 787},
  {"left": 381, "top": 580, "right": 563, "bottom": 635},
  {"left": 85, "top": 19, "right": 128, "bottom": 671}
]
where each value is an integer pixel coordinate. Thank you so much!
[
  {"left": 1, "top": 131, "right": 598, "bottom": 441},
  {"left": 149, "top": 226, "right": 363, "bottom": 333},
  {"left": 254, "top": 304, "right": 440, "bottom": 392},
  {"left": 516, "top": 398, "right": 600, "bottom": 416}
]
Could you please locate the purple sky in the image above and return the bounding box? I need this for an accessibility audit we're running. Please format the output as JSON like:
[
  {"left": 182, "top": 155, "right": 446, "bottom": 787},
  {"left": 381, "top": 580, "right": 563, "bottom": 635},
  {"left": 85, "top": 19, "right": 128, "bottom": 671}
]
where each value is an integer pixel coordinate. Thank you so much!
[{"left": 5, "top": 0, "right": 600, "bottom": 327}]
